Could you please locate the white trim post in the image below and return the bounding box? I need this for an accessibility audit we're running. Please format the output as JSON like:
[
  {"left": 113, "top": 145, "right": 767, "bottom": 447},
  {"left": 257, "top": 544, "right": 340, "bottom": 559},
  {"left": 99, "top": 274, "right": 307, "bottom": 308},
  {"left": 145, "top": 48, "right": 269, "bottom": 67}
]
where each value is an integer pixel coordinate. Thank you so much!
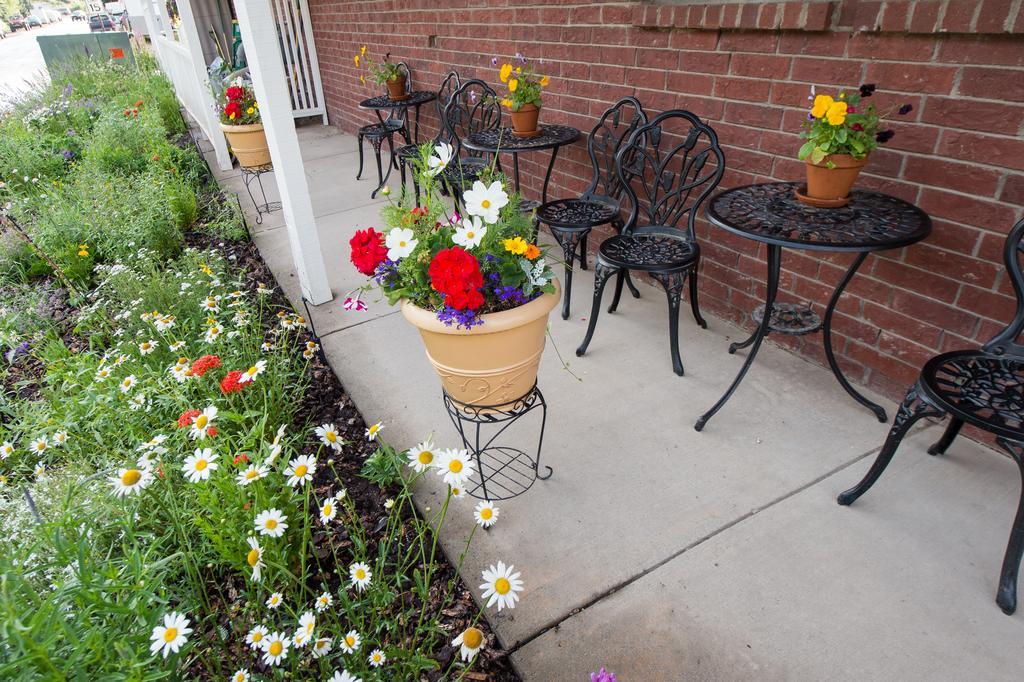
[{"left": 232, "top": 0, "right": 333, "bottom": 305}]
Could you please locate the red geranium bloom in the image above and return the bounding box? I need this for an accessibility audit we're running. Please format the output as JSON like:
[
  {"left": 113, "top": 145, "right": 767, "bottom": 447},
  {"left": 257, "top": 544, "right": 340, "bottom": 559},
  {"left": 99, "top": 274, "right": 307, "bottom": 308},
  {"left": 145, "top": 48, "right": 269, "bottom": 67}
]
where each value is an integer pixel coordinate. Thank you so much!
[
  {"left": 191, "top": 354, "right": 222, "bottom": 377},
  {"left": 220, "top": 370, "right": 245, "bottom": 394},
  {"left": 350, "top": 228, "right": 388, "bottom": 276},
  {"left": 177, "top": 409, "right": 201, "bottom": 428},
  {"left": 224, "top": 100, "right": 242, "bottom": 119},
  {"left": 225, "top": 86, "right": 244, "bottom": 102},
  {"left": 429, "top": 247, "right": 484, "bottom": 310}
]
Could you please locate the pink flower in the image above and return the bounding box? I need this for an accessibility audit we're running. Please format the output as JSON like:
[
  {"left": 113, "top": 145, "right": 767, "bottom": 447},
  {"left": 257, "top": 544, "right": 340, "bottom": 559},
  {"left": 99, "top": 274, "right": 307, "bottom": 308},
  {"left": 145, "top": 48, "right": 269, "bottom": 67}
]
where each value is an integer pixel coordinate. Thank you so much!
[{"left": 343, "top": 296, "right": 368, "bottom": 312}]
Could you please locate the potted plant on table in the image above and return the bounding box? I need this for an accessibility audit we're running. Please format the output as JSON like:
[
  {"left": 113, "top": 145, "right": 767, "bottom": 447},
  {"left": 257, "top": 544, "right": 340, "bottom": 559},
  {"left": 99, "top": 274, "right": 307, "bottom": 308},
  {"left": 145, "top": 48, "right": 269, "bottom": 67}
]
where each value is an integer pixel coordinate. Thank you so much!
[
  {"left": 346, "top": 143, "right": 560, "bottom": 408},
  {"left": 218, "top": 78, "right": 270, "bottom": 169},
  {"left": 355, "top": 46, "right": 408, "bottom": 101},
  {"left": 497, "top": 54, "right": 550, "bottom": 138},
  {"left": 796, "top": 84, "right": 912, "bottom": 207}
]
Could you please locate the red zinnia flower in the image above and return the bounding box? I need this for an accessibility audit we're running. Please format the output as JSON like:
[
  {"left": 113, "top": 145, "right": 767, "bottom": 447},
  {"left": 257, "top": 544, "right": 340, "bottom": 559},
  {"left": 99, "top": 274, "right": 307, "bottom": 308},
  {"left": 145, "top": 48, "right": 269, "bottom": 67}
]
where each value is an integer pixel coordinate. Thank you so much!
[
  {"left": 178, "top": 409, "right": 201, "bottom": 428},
  {"left": 428, "top": 247, "right": 485, "bottom": 310},
  {"left": 349, "top": 228, "right": 388, "bottom": 276},
  {"left": 191, "top": 354, "right": 222, "bottom": 377},
  {"left": 220, "top": 370, "right": 245, "bottom": 394}
]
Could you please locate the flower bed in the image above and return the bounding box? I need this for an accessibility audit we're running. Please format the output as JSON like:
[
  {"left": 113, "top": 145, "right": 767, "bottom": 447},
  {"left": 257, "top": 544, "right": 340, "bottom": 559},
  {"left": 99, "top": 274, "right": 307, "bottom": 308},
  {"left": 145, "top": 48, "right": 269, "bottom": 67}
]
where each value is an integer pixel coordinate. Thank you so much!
[{"left": 0, "top": 58, "right": 518, "bottom": 681}]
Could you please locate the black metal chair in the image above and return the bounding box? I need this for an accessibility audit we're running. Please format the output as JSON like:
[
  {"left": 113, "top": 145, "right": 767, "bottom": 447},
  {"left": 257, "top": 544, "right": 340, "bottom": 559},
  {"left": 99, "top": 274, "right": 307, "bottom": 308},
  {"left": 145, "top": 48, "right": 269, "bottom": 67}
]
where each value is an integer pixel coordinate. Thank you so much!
[
  {"left": 438, "top": 78, "right": 501, "bottom": 210},
  {"left": 838, "top": 217, "right": 1024, "bottom": 615},
  {"left": 536, "top": 97, "right": 648, "bottom": 320},
  {"left": 356, "top": 62, "right": 411, "bottom": 198},
  {"left": 397, "top": 70, "right": 461, "bottom": 202},
  {"left": 575, "top": 110, "right": 726, "bottom": 376}
]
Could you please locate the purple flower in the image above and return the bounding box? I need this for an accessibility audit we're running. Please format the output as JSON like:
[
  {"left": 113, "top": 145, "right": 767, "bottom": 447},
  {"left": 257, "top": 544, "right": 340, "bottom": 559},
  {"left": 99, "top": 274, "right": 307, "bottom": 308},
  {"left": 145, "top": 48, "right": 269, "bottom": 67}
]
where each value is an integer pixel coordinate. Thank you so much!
[
  {"left": 374, "top": 258, "right": 399, "bottom": 286},
  {"left": 876, "top": 129, "right": 895, "bottom": 144},
  {"left": 59, "top": 149, "right": 74, "bottom": 161},
  {"left": 62, "top": 83, "right": 73, "bottom": 98},
  {"left": 491, "top": 57, "right": 498, "bottom": 66},
  {"left": 591, "top": 668, "right": 617, "bottom": 682},
  {"left": 516, "top": 52, "right": 526, "bottom": 64},
  {"left": 65, "top": 128, "right": 76, "bottom": 137},
  {"left": 898, "top": 103, "right": 913, "bottom": 115},
  {"left": 858, "top": 83, "right": 876, "bottom": 98},
  {"left": 437, "top": 306, "right": 483, "bottom": 330}
]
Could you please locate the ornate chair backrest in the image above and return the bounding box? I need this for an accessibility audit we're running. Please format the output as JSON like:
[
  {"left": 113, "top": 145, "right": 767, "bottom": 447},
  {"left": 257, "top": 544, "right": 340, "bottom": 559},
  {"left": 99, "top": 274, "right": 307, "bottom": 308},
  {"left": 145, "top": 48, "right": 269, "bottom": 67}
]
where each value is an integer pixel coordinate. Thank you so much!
[
  {"left": 982, "top": 217, "right": 1024, "bottom": 358},
  {"left": 430, "top": 71, "right": 462, "bottom": 143},
  {"left": 442, "top": 78, "right": 500, "bottom": 159},
  {"left": 384, "top": 62, "right": 413, "bottom": 127},
  {"left": 614, "top": 109, "right": 725, "bottom": 241},
  {"left": 584, "top": 97, "right": 647, "bottom": 202}
]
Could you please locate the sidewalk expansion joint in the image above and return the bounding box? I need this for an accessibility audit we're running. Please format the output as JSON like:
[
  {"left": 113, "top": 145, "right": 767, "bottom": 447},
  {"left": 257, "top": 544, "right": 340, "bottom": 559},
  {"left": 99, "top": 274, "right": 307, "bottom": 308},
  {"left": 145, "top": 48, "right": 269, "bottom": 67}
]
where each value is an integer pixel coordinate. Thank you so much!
[{"left": 318, "top": 310, "right": 400, "bottom": 338}]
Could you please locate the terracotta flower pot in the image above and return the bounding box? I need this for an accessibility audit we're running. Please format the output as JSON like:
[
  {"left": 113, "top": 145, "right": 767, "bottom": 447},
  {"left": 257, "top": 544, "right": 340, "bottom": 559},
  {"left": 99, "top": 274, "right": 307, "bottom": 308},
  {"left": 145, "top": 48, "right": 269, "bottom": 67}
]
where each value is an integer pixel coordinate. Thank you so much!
[
  {"left": 221, "top": 122, "right": 271, "bottom": 169},
  {"left": 800, "top": 154, "right": 869, "bottom": 208},
  {"left": 400, "top": 280, "right": 561, "bottom": 409},
  {"left": 509, "top": 103, "right": 541, "bottom": 138},
  {"left": 386, "top": 74, "right": 409, "bottom": 101}
]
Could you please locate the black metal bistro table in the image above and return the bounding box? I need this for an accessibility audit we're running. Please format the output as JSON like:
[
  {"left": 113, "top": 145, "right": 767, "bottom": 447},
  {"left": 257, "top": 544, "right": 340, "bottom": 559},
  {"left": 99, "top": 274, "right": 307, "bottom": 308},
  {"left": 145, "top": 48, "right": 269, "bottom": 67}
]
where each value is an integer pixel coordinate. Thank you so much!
[
  {"left": 358, "top": 91, "right": 438, "bottom": 196},
  {"left": 695, "top": 182, "right": 931, "bottom": 431},
  {"left": 462, "top": 125, "right": 580, "bottom": 211}
]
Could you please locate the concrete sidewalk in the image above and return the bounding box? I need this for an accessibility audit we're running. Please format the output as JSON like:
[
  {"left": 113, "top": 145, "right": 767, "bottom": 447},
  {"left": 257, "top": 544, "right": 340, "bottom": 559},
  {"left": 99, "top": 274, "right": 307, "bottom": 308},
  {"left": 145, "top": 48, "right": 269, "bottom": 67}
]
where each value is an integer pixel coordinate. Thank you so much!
[{"left": 205, "top": 122, "right": 1024, "bottom": 680}]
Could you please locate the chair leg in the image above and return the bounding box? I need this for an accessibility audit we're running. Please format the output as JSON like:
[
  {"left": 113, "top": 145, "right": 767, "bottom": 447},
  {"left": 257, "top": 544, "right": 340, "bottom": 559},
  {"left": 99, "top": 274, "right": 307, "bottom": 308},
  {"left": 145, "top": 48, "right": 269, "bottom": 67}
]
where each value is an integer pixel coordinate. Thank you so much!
[
  {"left": 550, "top": 228, "right": 583, "bottom": 320},
  {"left": 356, "top": 133, "right": 365, "bottom": 180},
  {"left": 608, "top": 270, "right": 627, "bottom": 313},
  {"left": 652, "top": 271, "right": 686, "bottom": 376},
  {"left": 625, "top": 273, "right": 641, "bottom": 299},
  {"left": 399, "top": 157, "right": 407, "bottom": 194},
  {"left": 576, "top": 262, "right": 618, "bottom": 358},
  {"left": 372, "top": 138, "right": 385, "bottom": 195},
  {"left": 995, "top": 439, "right": 1024, "bottom": 615},
  {"left": 688, "top": 267, "right": 707, "bottom": 329},
  {"left": 837, "top": 384, "right": 945, "bottom": 506},
  {"left": 927, "top": 417, "right": 963, "bottom": 456},
  {"left": 579, "top": 233, "right": 588, "bottom": 270}
]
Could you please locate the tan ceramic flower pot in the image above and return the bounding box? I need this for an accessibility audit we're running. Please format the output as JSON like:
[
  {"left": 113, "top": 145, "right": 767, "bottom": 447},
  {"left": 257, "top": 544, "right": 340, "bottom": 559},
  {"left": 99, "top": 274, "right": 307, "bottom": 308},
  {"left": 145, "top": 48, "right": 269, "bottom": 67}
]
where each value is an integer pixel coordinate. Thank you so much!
[
  {"left": 221, "top": 122, "right": 271, "bottom": 169},
  {"left": 801, "top": 153, "right": 868, "bottom": 207},
  {"left": 400, "top": 280, "right": 561, "bottom": 409},
  {"left": 510, "top": 103, "right": 541, "bottom": 138},
  {"left": 386, "top": 74, "right": 409, "bottom": 101}
]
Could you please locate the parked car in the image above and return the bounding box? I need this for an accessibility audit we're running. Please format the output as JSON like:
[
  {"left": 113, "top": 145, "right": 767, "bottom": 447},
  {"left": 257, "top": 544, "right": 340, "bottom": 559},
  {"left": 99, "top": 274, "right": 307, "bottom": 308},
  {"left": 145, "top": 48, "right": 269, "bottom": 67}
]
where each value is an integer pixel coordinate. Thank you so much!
[
  {"left": 43, "top": 9, "right": 61, "bottom": 23},
  {"left": 8, "top": 14, "right": 27, "bottom": 30},
  {"left": 71, "top": 10, "right": 86, "bottom": 21},
  {"left": 26, "top": 15, "right": 43, "bottom": 27},
  {"left": 88, "top": 13, "right": 114, "bottom": 32}
]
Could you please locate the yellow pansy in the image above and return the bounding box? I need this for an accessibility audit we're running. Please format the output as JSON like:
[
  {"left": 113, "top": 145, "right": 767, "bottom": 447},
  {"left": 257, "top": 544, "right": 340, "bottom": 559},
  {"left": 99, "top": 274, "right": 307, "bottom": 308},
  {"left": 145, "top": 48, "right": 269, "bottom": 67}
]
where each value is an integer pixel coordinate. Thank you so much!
[
  {"left": 360, "top": 45, "right": 367, "bottom": 56},
  {"left": 501, "top": 98, "right": 513, "bottom": 108},
  {"left": 540, "top": 75, "right": 550, "bottom": 87},
  {"left": 354, "top": 55, "right": 360, "bottom": 67},
  {"left": 499, "top": 63, "right": 513, "bottom": 82},
  {"left": 246, "top": 107, "right": 254, "bottom": 114},
  {"left": 503, "top": 237, "right": 528, "bottom": 255},
  {"left": 508, "top": 78, "right": 519, "bottom": 93},
  {"left": 810, "top": 94, "right": 834, "bottom": 119},
  {"left": 360, "top": 75, "right": 365, "bottom": 84},
  {"left": 826, "top": 100, "right": 848, "bottom": 126}
]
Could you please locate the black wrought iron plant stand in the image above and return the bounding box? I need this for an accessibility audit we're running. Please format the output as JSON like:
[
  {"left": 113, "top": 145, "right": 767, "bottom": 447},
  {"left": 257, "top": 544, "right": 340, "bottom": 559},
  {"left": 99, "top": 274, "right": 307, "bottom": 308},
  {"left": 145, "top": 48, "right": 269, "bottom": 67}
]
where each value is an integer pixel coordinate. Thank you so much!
[
  {"left": 240, "top": 164, "right": 281, "bottom": 225},
  {"left": 443, "top": 384, "right": 552, "bottom": 501}
]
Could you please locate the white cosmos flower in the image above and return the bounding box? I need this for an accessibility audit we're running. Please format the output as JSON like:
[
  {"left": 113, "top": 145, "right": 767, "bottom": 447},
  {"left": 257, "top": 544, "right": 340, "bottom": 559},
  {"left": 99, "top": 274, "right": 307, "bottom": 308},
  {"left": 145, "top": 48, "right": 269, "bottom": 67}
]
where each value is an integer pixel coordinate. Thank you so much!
[
  {"left": 315, "top": 591, "right": 333, "bottom": 612},
  {"left": 453, "top": 626, "right": 484, "bottom": 662},
  {"left": 255, "top": 508, "right": 288, "bottom": 538},
  {"left": 405, "top": 438, "right": 436, "bottom": 473},
  {"left": 284, "top": 454, "right": 317, "bottom": 487},
  {"left": 437, "top": 448, "right": 474, "bottom": 488},
  {"left": 190, "top": 405, "right": 217, "bottom": 440},
  {"left": 238, "top": 360, "right": 266, "bottom": 384},
  {"left": 480, "top": 561, "right": 523, "bottom": 611},
  {"left": 236, "top": 463, "right": 269, "bottom": 486},
  {"left": 119, "top": 375, "right": 137, "bottom": 393},
  {"left": 426, "top": 141, "right": 454, "bottom": 177},
  {"left": 110, "top": 467, "right": 153, "bottom": 497},
  {"left": 315, "top": 423, "right": 343, "bottom": 451},
  {"left": 266, "top": 592, "right": 283, "bottom": 609},
  {"left": 328, "top": 669, "right": 361, "bottom": 682},
  {"left": 245, "top": 624, "right": 268, "bottom": 650},
  {"left": 339, "top": 629, "right": 361, "bottom": 654},
  {"left": 365, "top": 421, "right": 383, "bottom": 441},
  {"left": 182, "top": 448, "right": 218, "bottom": 483},
  {"left": 462, "top": 179, "right": 509, "bottom": 224},
  {"left": 149, "top": 611, "right": 192, "bottom": 659},
  {"left": 260, "top": 631, "right": 290, "bottom": 666},
  {"left": 246, "top": 536, "right": 265, "bottom": 582},
  {"left": 349, "top": 562, "right": 372, "bottom": 592},
  {"left": 385, "top": 227, "right": 417, "bottom": 261},
  {"left": 0, "top": 441, "right": 13, "bottom": 459},
  {"left": 138, "top": 339, "right": 157, "bottom": 355},
  {"left": 231, "top": 669, "right": 250, "bottom": 682},
  {"left": 474, "top": 501, "right": 499, "bottom": 528},
  {"left": 452, "top": 215, "right": 487, "bottom": 249},
  {"left": 368, "top": 648, "right": 386, "bottom": 667},
  {"left": 319, "top": 498, "right": 338, "bottom": 524}
]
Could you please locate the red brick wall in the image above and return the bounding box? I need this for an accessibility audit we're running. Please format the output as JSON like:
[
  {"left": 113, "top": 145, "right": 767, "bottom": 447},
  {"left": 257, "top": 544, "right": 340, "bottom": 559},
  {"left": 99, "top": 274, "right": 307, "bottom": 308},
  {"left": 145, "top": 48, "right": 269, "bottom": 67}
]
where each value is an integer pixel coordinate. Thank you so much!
[{"left": 308, "top": 0, "right": 1024, "bottom": 402}]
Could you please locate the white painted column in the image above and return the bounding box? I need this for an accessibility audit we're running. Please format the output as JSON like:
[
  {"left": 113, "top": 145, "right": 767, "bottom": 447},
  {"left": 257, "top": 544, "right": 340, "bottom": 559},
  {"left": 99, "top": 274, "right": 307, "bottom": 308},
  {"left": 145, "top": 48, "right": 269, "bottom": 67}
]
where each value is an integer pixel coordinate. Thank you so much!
[{"left": 232, "top": 0, "right": 333, "bottom": 305}]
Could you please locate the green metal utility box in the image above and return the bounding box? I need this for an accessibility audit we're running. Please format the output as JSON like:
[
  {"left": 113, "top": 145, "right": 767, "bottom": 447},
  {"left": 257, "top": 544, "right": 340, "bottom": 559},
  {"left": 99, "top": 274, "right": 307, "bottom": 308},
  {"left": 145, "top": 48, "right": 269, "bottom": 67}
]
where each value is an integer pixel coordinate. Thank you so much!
[{"left": 37, "top": 33, "right": 136, "bottom": 75}]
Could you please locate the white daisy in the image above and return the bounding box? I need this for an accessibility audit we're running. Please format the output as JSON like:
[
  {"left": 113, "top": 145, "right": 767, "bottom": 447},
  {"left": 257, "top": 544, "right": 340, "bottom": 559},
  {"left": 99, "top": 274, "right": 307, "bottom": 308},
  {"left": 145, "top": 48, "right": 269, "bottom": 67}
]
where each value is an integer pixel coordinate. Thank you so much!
[
  {"left": 236, "top": 463, "right": 269, "bottom": 486},
  {"left": 30, "top": 436, "right": 47, "bottom": 455},
  {"left": 349, "top": 561, "right": 372, "bottom": 592},
  {"left": 315, "top": 591, "right": 333, "bottom": 612},
  {"left": 368, "top": 648, "right": 386, "bottom": 667},
  {"left": 204, "top": 325, "right": 222, "bottom": 343},
  {"left": 383, "top": 498, "right": 395, "bottom": 510},
  {"left": 246, "top": 536, "right": 265, "bottom": 582},
  {"left": 182, "top": 448, "right": 218, "bottom": 483},
  {"left": 450, "top": 485, "right": 467, "bottom": 500},
  {"left": 169, "top": 340, "right": 186, "bottom": 351},
  {"left": 119, "top": 375, "right": 137, "bottom": 393},
  {"left": 385, "top": 227, "right": 418, "bottom": 261},
  {"left": 260, "top": 631, "right": 290, "bottom": 666},
  {"left": 437, "top": 448, "right": 474, "bottom": 488},
  {"left": 319, "top": 498, "right": 338, "bottom": 524},
  {"left": 284, "top": 454, "right": 317, "bottom": 487},
  {"left": 480, "top": 561, "right": 524, "bottom": 611},
  {"left": 426, "top": 141, "right": 453, "bottom": 177},
  {"left": 34, "top": 461, "right": 45, "bottom": 479},
  {"left": 298, "top": 611, "right": 316, "bottom": 638},
  {"left": 190, "top": 405, "right": 217, "bottom": 440},
  {"left": 312, "top": 637, "right": 333, "bottom": 658},
  {"left": 0, "top": 441, "right": 13, "bottom": 459},
  {"left": 453, "top": 626, "right": 484, "bottom": 662},
  {"left": 260, "top": 341, "right": 274, "bottom": 352},
  {"left": 201, "top": 295, "right": 220, "bottom": 313},
  {"left": 328, "top": 670, "right": 361, "bottom": 682},
  {"left": 474, "top": 501, "right": 499, "bottom": 528},
  {"left": 266, "top": 592, "right": 283, "bottom": 609},
  {"left": 406, "top": 439, "right": 437, "bottom": 473},
  {"left": 138, "top": 339, "right": 157, "bottom": 355},
  {"left": 462, "top": 179, "right": 509, "bottom": 224},
  {"left": 109, "top": 467, "right": 153, "bottom": 497},
  {"left": 339, "top": 629, "right": 361, "bottom": 654},
  {"left": 315, "top": 423, "right": 343, "bottom": 451},
  {"left": 237, "top": 360, "right": 267, "bottom": 384},
  {"left": 231, "top": 669, "right": 250, "bottom": 682},
  {"left": 255, "top": 508, "right": 288, "bottom": 538},
  {"left": 452, "top": 214, "right": 487, "bottom": 249},
  {"left": 365, "top": 421, "right": 384, "bottom": 441},
  {"left": 245, "top": 624, "right": 268, "bottom": 650},
  {"left": 52, "top": 431, "right": 68, "bottom": 447},
  {"left": 95, "top": 366, "right": 111, "bottom": 382},
  {"left": 149, "top": 611, "right": 192, "bottom": 659},
  {"left": 293, "top": 629, "right": 310, "bottom": 648}
]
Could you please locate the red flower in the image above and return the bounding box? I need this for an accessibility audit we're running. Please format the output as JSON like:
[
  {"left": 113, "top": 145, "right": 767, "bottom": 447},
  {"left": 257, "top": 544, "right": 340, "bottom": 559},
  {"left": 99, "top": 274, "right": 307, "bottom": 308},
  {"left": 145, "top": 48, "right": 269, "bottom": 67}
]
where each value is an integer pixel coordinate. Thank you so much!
[
  {"left": 177, "top": 409, "right": 201, "bottom": 428},
  {"left": 851, "top": 123, "right": 864, "bottom": 131},
  {"left": 225, "top": 86, "right": 245, "bottom": 102},
  {"left": 207, "top": 426, "right": 218, "bottom": 437},
  {"left": 350, "top": 228, "right": 388, "bottom": 276},
  {"left": 220, "top": 370, "right": 245, "bottom": 394},
  {"left": 224, "top": 100, "right": 242, "bottom": 120},
  {"left": 135, "top": 99, "right": 144, "bottom": 107},
  {"left": 233, "top": 453, "right": 250, "bottom": 465},
  {"left": 429, "top": 247, "right": 484, "bottom": 310},
  {"left": 190, "top": 355, "right": 221, "bottom": 377}
]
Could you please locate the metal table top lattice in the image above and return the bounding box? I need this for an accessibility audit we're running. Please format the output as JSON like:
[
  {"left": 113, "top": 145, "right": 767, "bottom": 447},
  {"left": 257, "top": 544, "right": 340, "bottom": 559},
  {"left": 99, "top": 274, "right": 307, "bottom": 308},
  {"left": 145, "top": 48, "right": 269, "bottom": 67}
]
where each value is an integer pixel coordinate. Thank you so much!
[
  {"left": 462, "top": 124, "right": 581, "bottom": 153},
  {"left": 358, "top": 90, "right": 437, "bottom": 110},
  {"left": 707, "top": 182, "right": 931, "bottom": 252}
]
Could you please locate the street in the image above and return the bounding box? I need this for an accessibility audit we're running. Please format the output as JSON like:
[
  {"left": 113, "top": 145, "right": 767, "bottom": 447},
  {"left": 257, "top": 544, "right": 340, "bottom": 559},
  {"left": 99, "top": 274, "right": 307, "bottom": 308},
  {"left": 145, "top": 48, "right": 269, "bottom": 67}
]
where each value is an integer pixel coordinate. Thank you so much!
[{"left": 0, "top": 19, "right": 89, "bottom": 106}]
